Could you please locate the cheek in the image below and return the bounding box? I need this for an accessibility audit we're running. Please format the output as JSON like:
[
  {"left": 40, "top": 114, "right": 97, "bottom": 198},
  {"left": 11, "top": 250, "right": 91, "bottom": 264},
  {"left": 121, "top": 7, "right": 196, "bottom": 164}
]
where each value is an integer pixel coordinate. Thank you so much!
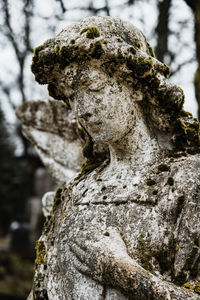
[{"left": 113, "top": 96, "right": 135, "bottom": 123}]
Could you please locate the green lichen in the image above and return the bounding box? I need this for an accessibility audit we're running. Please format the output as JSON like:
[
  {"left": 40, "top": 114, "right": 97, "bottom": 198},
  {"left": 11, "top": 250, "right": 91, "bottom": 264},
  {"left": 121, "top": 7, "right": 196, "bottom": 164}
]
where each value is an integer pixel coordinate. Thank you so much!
[
  {"left": 135, "top": 41, "right": 141, "bottom": 48},
  {"left": 184, "top": 246, "right": 199, "bottom": 275},
  {"left": 137, "top": 235, "right": 153, "bottom": 272},
  {"left": 147, "top": 42, "right": 155, "bottom": 58},
  {"left": 128, "top": 46, "right": 137, "bottom": 55},
  {"left": 176, "top": 246, "right": 199, "bottom": 285},
  {"left": 194, "top": 281, "right": 200, "bottom": 294},
  {"left": 78, "top": 124, "right": 93, "bottom": 159},
  {"left": 90, "top": 40, "right": 104, "bottom": 59},
  {"left": 76, "top": 158, "right": 104, "bottom": 180},
  {"left": 137, "top": 235, "right": 176, "bottom": 276},
  {"left": 58, "top": 45, "right": 72, "bottom": 67},
  {"left": 75, "top": 124, "right": 108, "bottom": 179},
  {"left": 182, "top": 282, "right": 195, "bottom": 291},
  {"left": 173, "top": 114, "right": 200, "bottom": 154},
  {"left": 126, "top": 56, "right": 153, "bottom": 77},
  {"left": 52, "top": 188, "right": 63, "bottom": 214},
  {"left": 35, "top": 241, "right": 47, "bottom": 265},
  {"left": 146, "top": 179, "right": 156, "bottom": 186},
  {"left": 175, "top": 195, "right": 185, "bottom": 220},
  {"left": 157, "top": 164, "right": 170, "bottom": 173},
  {"left": 54, "top": 44, "right": 60, "bottom": 54},
  {"left": 31, "top": 45, "right": 45, "bottom": 78},
  {"left": 80, "top": 26, "right": 100, "bottom": 39},
  {"left": 167, "top": 177, "right": 174, "bottom": 186},
  {"left": 163, "top": 63, "right": 171, "bottom": 77},
  {"left": 31, "top": 23, "right": 200, "bottom": 157},
  {"left": 182, "top": 281, "right": 200, "bottom": 296},
  {"left": 33, "top": 289, "right": 48, "bottom": 300},
  {"left": 152, "top": 189, "right": 158, "bottom": 195},
  {"left": 156, "top": 84, "right": 184, "bottom": 114}
]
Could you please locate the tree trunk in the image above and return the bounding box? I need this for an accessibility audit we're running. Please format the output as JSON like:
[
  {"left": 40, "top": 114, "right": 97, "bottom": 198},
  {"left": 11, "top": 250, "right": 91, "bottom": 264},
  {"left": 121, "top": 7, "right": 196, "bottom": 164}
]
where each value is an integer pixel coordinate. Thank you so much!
[
  {"left": 184, "top": 0, "right": 200, "bottom": 119},
  {"left": 155, "top": 0, "right": 171, "bottom": 62}
]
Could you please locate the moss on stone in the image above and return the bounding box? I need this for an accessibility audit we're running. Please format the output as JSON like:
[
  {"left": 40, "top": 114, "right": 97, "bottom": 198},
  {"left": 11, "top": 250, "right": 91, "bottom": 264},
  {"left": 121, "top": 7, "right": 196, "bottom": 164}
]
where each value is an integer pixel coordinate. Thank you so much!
[
  {"left": 76, "top": 158, "right": 102, "bottom": 180},
  {"left": 173, "top": 114, "right": 200, "bottom": 154},
  {"left": 146, "top": 179, "right": 156, "bottom": 186},
  {"left": 194, "top": 281, "right": 200, "bottom": 294},
  {"left": 137, "top": 235, "right": 176, "bottom": 276},
  {"left": 182, "top": 280, "right": 200, "bottom": 295},
  {"left": 78, "top": 124, "right": 94, "bottom": 159},
  {"left": 147, "top": 42, "right": 155, "bottom": 57},
  {"left": 128, "top": 46, "right": 137, "bottom": 55},
  {"left": 52, "top": 188, "right": 63, "bottom": 214},
  {"left": 177, "top": 246, "right": 200, "bottom": 285},
  {"left": 163, "top": 63, "right": 171, "bottom": 77},
  {"left": 90, "top": 40, "right": 104, "bottom": 59},
  {"left": 137, "top": 235, "right": 153, "bottom": 272},
  {"left": 35, "top": 241, "right": 47, "bottom": 265},
  {"left": 54, "top": 44, "right": 60, "bottom": 54},
  {"left": 75, "top": 124, "right": 108, "bottom": 179},
  {"left": 126, "top": 56, "right": 153, "bottom": 77},
  {"left": 182, "top": 282, "right": 195, "bottom": 291},
  {"left": 167, "top": 177, "right": 174, "bottom": 186},
  {"left": 184, "top": 246, "right": 198, "bottom": 271},
  {"left": 33, "top": 289, "right": 48, "bottom": 300},
  {"left": 80, "top": 26, "right": 100, "bottom": 39},
  {"left": 157, "top": 164, "right": 170, "bottom": 173},
  {"left": 175, "top": 195, "right": 185, "bottom": 220},
  {"left": 30, "top": 20, "right": 200, "bottom": 157},
  {"left": 31, "top": 45, "right": 44, "bottom": 76}
]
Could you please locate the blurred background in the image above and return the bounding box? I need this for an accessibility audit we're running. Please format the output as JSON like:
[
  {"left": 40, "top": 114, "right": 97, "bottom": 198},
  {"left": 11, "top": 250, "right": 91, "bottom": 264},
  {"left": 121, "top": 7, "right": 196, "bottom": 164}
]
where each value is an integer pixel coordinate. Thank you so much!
[{"left": 0, "top": 0, "right": 199, "bottom": 299}]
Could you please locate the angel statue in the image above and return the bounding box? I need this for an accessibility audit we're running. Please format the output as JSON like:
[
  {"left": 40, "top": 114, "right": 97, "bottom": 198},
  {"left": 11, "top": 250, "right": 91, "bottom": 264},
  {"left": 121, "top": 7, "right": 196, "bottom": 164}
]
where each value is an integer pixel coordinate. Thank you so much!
[{"left": 18, "top": 16, "right": 200, "bottom": 299}]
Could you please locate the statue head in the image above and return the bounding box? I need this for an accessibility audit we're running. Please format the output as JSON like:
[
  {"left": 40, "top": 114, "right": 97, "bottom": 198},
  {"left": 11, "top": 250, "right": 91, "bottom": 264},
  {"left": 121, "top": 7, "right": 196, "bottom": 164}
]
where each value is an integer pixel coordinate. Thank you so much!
[{"left": 31, "top": 16, "right": 200, "bottom": 155}]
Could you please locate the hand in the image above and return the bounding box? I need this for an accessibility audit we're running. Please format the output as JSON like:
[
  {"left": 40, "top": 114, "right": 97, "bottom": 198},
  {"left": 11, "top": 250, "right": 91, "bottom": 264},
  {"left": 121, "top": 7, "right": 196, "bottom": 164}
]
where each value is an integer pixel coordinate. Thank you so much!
[
  {"left": 69, "top": 228, "right": 200, "bottom": 299},
  {"left": 69, "top": 227, "right": 130, "bottom": 283}
]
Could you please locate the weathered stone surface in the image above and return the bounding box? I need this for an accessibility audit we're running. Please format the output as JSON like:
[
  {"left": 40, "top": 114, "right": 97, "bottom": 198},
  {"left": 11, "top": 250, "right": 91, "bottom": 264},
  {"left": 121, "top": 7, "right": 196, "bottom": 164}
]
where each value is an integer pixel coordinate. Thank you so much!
[
  {"left": 16, "top": 99, "right": 84, "bottom": 185},
  {"left": 41, "top": 191, "right": 55, "bottom": 217},
  {"left": 24, "top": 16, "right": 200, "bottom": 299}
]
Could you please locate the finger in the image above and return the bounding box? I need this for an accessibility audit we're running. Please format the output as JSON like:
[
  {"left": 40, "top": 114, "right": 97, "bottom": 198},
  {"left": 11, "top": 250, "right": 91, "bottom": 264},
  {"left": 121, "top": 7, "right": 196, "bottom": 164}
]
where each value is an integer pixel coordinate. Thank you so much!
[
  {"left": 69, "top": 242, "right": 86, "bottom": 263},
  {"left": 73, "top": 259, "right": 91, "bottom": 277}
]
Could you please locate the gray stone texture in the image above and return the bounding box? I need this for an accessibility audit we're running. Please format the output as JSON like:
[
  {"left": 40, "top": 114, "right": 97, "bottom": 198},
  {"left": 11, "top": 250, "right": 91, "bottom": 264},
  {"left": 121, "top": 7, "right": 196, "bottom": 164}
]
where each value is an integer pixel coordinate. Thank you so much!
[{"left": 20, "top": 16, "right": 200, "bottom": 299}]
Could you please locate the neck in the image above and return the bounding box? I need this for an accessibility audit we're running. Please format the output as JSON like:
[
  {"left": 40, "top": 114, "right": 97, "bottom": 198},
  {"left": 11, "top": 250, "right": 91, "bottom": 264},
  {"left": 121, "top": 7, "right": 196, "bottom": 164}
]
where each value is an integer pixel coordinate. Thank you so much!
[{"left": 108, "top": 117, "right": 160, "bottom": 173}]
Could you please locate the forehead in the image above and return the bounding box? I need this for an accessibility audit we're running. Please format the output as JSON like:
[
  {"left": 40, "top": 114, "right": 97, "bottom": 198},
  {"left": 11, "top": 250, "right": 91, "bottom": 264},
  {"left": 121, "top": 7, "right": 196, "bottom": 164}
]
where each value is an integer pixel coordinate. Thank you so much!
[
  {"left": 63, "top": 61, "right": 109, "bottom": 94},
  {"left": 63, "top": 60, "right": 133, "bottom": 89}
]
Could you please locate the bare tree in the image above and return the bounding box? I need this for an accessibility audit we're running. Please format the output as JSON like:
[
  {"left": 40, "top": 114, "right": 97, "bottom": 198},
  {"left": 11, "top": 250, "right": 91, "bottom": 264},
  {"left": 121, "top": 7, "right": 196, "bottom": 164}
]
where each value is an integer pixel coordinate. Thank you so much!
[
  {"left": 155, "top": 0, "right": 171, "bottom": 63},
  {"left": 184, "top": 0, "right": 200, "bottom": 119}
]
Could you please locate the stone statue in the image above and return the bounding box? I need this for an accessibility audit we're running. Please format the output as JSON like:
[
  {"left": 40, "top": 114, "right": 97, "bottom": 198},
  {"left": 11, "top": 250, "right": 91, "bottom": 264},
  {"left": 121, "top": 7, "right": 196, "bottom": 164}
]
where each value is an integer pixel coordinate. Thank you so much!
[
  {"left": 16, "top": 99, "right": 84, "bottom": 185},
  {"left": 25, "top": 16, "right": 200, "bottom": 299}
]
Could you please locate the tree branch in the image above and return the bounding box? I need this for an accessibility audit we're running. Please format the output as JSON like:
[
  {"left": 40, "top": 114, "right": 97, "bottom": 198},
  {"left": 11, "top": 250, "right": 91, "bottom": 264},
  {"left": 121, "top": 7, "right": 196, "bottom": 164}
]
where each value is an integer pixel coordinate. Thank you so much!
[
  {"left": 23, "top": 0, "right": 34, "bottom": 53},
  {"left": 104, "top": 0, "right": 110, "bottom": 16},
  {"left": 155, "top": 0, "right": 171, "bottom": 62},
  {"left": 2, "top": 0, "right": 22, "bottom": 61},
  {"left": 56, "top": 0, "right": 66, "bottom": 13},
  {"left": 0, "top": 80, "right": 16, "bottom": 110},
  {"left": 171, "top": 58, "right": 196, "bottom": 75}
]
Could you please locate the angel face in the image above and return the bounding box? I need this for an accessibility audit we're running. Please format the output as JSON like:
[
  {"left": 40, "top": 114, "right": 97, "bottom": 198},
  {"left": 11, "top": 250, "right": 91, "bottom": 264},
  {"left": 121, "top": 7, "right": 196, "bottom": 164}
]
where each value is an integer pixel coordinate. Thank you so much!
[{"left": 67, "top": 62, "right": 141, "bottom": 144}]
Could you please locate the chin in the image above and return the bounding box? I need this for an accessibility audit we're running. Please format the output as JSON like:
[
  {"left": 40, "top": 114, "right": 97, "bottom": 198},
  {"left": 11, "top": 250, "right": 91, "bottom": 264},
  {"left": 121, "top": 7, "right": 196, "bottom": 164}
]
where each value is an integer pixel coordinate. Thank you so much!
[{"left": 92, "top": 132, "right": 115, "bottom": 145}]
